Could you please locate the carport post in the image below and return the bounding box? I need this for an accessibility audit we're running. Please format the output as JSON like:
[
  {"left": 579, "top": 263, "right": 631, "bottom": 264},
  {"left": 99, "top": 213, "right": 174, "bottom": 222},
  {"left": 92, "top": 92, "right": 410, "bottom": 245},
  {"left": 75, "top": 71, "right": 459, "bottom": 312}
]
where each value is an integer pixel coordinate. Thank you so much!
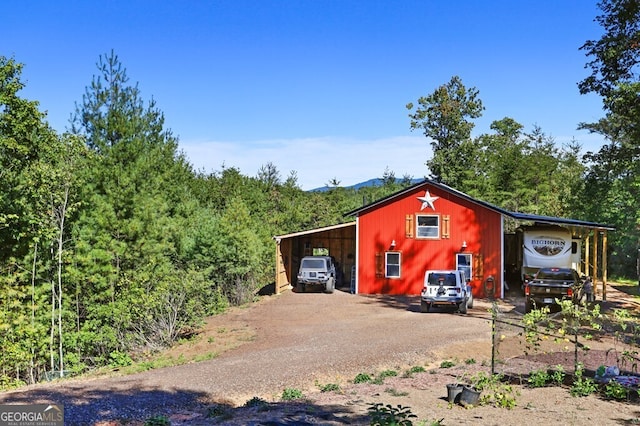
[
  {"left": 593, "top": 231, "right": 599, "bottom": 300},
  {"left": 602, "top": 231, "right": 607, "bottom": 301},
  {"left": 637, "top": 248, "right": 640, "bottom": 286}
]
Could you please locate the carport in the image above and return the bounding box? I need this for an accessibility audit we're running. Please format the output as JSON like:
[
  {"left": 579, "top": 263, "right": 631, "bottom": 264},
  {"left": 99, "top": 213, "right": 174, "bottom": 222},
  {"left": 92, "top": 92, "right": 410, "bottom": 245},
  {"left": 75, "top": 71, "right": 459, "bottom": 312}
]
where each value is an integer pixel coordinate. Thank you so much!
[
  {"left": 274, "top": 222, "right": 356, "bottom": 294},
  {"left": 505, "top": 212, "right": 615, "bottom": 300}
]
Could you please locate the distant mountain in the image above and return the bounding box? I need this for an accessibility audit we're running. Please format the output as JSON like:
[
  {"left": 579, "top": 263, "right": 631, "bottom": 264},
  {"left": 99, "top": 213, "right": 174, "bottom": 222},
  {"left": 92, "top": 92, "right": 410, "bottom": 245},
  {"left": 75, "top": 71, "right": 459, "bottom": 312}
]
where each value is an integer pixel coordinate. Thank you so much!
[{"left": 309, "top": 178, "right": 423, "bottom": 192}]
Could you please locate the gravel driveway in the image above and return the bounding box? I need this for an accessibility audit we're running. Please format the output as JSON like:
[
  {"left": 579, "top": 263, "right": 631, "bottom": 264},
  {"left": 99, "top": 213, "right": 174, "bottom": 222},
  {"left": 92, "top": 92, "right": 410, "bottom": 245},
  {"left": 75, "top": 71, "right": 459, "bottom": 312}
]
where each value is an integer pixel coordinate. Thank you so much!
[{"left": 0, "top": 289, "right": 496, "bottom": 423}]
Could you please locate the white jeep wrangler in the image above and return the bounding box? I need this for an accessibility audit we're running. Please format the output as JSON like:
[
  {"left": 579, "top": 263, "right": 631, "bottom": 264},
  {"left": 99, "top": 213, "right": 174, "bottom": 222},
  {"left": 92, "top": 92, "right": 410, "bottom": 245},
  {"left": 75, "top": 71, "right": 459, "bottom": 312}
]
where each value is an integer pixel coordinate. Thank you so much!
[
  {"left": 420, "top": 270, "right": 473, "bottom": 313},
  {"left": 296, "top": 256, "right": 336, "bottom": 293}
]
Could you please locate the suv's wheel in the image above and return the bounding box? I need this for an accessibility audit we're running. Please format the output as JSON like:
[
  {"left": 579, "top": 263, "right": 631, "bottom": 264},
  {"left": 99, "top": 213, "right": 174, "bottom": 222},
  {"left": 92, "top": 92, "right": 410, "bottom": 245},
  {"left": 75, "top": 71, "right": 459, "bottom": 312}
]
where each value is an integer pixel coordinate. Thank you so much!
[
  {"left": 459, "top": 301, "right": 468, "bottom": 314},
  {"left": 324, "top": 277, "right": 335, "bottom": 294},
  {"left": 420, "top": 300, "right": 430, "bottom": 313}
]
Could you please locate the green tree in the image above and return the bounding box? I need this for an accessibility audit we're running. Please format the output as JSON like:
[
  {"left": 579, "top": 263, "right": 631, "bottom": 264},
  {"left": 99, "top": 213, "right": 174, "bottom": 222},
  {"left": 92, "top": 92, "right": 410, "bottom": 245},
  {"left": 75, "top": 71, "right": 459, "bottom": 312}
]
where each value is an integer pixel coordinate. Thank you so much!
[
  {"left": 468, "top": 118, "right": 527, "bottom": 208},
  {"left": 579, "top": 0, "right": 640, "bottom": 141},
  {"left": 407, "top": 76, "right": 484, "bottom": 188},
  {"left": 578, "top": 0, "right": 640, "bottom": 278},
  {"left": 69, "top": 51, "right": 201, "bottom": 356},
  {"left": 209, "top": 197, "right": 265, "bottom": 305},
  {"left": 0, "top": 57, "right": 89, "bottom": 383}
]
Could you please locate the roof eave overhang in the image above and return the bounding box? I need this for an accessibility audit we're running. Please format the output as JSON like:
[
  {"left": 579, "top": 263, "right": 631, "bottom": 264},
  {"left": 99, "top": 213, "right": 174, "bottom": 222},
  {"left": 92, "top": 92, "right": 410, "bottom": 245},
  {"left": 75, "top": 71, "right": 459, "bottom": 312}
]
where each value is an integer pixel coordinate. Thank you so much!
[{"left": 274, "top": 221, "right": 356, "bottom": 243}]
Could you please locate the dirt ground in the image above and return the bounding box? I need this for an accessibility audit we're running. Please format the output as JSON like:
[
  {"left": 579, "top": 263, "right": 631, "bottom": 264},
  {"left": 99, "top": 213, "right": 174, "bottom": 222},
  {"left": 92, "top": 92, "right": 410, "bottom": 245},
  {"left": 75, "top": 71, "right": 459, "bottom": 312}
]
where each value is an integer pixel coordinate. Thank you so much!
[{"left": 2, "top": 283, "right": 640, "bottom": 425}]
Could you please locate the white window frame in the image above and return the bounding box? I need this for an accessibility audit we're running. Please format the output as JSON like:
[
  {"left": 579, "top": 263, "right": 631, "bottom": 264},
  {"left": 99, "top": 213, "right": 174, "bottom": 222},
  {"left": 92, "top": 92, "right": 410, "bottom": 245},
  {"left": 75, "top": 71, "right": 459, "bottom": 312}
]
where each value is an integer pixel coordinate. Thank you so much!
[
  {"left": 456, "top": 253, "right": 472, "bottom": 282},
  {"left": 385, "top": 252, "right": 401, "bottom": 278},
  {"left": 416, "top": 214, "right": 440, "bottom": 239}
]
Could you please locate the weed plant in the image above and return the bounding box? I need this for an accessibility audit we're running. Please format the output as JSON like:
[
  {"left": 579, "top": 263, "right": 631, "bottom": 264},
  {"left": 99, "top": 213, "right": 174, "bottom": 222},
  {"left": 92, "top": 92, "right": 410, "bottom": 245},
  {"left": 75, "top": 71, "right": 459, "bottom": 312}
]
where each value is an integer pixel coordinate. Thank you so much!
[
  {"left": 354, "top": 373, "right": 373, "bottom": 384},
  {"left": 143, "top": 415, "right": 170, "bottom": 426},
  {"left": 367, "top": 403, "right": 417, "bottom": 426},
  {"left": 318, "top": 382, "right": 341, "bottom": 393},
  {"left": 604, "top": 380, "right": 630, "bottom": 400},
  {"left": 373, "top": 370, "right": 398, "bottom": 384},
  {"left": 470, "top": 372, "right": 519, "bottom": 409},
  {"left": 281, "top": 388, "right": 304, "bottom": 400},
  {"left": 528, "top": 370, "right": 550, "bottom": 388},
  {"left": 403, "top": 366, "right": 426, "bottom": 378},
  {"left": 550, "top": 365, "right": 566, "bottom": 385},
  {"left": 244, "top": 396, "right": 269, "bottom": 409},
  {"left": 570, "top": 366, "right": 598, "bottom": 397},
  {"left": 384, "top": 387, "right": 409, "bottom": 397}
]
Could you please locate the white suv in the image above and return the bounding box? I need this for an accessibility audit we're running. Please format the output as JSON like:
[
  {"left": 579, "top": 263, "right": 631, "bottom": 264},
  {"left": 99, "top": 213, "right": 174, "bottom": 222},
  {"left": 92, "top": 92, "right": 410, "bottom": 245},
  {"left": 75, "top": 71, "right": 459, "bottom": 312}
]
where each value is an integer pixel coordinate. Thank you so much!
[
  {"left": 420, "top": 270, "right": 473, "bottom": 313},
  {"left": 296, "top": 256, "right": 336, "bottom": 293}
]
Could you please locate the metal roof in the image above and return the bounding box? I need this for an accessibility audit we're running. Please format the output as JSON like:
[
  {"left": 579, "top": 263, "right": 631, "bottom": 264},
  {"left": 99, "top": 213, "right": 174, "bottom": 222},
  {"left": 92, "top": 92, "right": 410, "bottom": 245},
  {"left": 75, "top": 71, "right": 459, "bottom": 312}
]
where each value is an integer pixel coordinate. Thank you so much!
[
  {"left": 344, "top": 179, "right": 615, "bottom": 231},
  {"left": 274, "top": 221, "right": 356, "bottom": 242}
]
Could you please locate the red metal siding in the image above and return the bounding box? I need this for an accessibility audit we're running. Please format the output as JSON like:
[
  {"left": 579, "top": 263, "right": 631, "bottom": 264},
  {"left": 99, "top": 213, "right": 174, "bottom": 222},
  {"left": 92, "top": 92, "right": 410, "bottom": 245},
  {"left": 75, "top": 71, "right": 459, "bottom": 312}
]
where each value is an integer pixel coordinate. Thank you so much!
[{"left": 357, "top": 184, "right": 502, "bottom": 297}]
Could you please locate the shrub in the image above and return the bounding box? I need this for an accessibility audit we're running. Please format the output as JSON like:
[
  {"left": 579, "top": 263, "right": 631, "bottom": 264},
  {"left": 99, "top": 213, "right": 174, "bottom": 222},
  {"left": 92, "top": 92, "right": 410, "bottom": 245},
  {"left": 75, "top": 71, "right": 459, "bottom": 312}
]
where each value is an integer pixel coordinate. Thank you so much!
[
  {"left": 439, "top": 360, "right": 455, "bottom": 368},
  {"left": 367, "top": 403, "right": 417, "bottom": 426},
  {"left": 550, "top": 365, "right": 566, "bottom": 385},
  {"left": 244, "top": 396, "right": 268, "bottom": 408},
  {"left": 528, "top": 370, "right": 550, "bottom": 388},
  {"left": 206, "top": 405, "right": 228, "bottom": 418},
  {"left": 403, "top": 366, "right": 425, "bottom": 378},
  {"left": 570, "top": 367, "right": 598, "bottom": 397},
  {"left": 604, "top": 380, "right": 629, "bottom": 400},
  {"left": 0, "top": 374, "right": 25, "bottom": 391},
  {"left": 471, "top": 372, "right": 519, "bottom": 409},
  {"left": 354, "top": 373, "right": 373, "bottom": 384},
  {"left": 373, "top": 369, "right": 399, "bottom": 384},
  {"left": 281, "top": 388, "right": 304, "bottom": 400},
  {"left": 108, "top": 351, "right": 133, "bottom": 367},
  {"left": 319, "top": 383, "right": 341, "bottom": 393}
]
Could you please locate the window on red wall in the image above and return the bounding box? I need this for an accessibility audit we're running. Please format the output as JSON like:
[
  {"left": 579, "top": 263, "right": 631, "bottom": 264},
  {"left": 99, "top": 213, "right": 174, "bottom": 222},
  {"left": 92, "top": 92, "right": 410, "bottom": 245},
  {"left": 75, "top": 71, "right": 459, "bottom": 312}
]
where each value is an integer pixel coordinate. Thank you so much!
[
  {"left": 457, "top": 253, "right": 472, "bottom": 282},
  {"left": 385, "top": 252, "right": 401, "bottom": 278},
  {"left": 416, "top": 214, "right": 439, "bottom": 239}
]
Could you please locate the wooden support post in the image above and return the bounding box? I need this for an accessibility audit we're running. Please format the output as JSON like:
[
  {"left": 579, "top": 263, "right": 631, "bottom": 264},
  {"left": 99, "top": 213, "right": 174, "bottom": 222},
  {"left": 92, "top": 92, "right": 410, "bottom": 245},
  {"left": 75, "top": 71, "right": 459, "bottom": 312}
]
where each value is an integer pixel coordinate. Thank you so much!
[
  {"left": 585, "top": 235, "right": 590, "bottom": 279},
  {"left": 602, "top": 231, "right": 607, "bottom": 301},
  {"left": 593, "top": 231, "right": 599, "bottom": 300}
]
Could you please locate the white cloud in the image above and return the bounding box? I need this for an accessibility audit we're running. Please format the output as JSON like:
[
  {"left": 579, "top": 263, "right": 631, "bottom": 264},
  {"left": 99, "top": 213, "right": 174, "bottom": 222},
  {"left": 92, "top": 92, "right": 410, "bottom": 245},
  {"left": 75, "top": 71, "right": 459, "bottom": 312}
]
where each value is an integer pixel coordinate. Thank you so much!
[
  {"left": 180, "top": 136, "right": 431, "bottom": 190},
  {"left": 180, "top": 131, "right": 609, "bottom": 191}
]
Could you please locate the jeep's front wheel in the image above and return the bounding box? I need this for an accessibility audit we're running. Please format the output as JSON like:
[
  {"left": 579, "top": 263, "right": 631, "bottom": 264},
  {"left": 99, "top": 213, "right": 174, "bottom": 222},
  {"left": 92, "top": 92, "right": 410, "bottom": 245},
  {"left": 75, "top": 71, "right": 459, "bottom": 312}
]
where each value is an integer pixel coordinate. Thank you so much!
[
  {"left": 324, "top": 277, "right": 335, "bottom": 293},
  {"left": 459, "top": 301, "right": 468, "bottom": 314}
]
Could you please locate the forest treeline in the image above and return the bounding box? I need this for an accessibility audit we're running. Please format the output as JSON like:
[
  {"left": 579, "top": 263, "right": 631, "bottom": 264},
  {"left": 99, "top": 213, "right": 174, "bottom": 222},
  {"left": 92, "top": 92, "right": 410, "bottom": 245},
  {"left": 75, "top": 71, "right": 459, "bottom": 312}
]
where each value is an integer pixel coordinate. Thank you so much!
[{"left": 1, "top": 0, "right": 638, "bottom": 388}]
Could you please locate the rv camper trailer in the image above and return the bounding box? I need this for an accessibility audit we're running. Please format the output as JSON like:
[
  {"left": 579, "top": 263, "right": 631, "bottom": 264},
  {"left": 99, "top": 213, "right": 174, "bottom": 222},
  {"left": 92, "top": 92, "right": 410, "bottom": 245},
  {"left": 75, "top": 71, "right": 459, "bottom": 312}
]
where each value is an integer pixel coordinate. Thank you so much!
[{"left": 505, "top": 225, "right": 581, "bottom": 286}]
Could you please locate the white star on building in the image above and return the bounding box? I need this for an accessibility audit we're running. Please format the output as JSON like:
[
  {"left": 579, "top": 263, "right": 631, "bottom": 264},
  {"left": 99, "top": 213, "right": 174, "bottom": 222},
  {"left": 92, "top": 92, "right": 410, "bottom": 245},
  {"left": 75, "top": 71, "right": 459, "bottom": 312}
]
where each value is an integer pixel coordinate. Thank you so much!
[{"left": 417, "top": 190, "right": 439, "bottom": 211}]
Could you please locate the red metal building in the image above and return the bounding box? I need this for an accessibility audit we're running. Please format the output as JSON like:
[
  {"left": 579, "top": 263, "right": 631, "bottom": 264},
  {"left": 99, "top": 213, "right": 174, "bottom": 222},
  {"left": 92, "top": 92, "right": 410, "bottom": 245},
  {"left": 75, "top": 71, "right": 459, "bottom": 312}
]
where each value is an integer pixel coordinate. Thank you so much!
[
  {"left": 274, "top": 180, "right": 614, "bottom": 300},
  {"left": 346, "top": 180, "right": 503, "bottom": 298}
]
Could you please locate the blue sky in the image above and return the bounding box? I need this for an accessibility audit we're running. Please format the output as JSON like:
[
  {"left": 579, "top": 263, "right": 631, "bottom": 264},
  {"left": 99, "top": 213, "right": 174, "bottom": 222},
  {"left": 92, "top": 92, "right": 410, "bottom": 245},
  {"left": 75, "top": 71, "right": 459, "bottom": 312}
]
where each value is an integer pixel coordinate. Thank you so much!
[{"left": 7, "top": 1, "right": 606, "bottom": 190}]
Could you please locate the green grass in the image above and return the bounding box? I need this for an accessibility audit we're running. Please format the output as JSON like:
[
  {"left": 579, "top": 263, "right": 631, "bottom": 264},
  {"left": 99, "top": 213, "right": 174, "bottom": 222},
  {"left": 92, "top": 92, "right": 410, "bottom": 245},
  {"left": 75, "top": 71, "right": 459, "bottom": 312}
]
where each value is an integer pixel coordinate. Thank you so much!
[
  {"left": 193, "top": 352, "right": 219, "bottom": 362},
  {"left": 612, "top": 281, "right": 640, "bottom": 297}
]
